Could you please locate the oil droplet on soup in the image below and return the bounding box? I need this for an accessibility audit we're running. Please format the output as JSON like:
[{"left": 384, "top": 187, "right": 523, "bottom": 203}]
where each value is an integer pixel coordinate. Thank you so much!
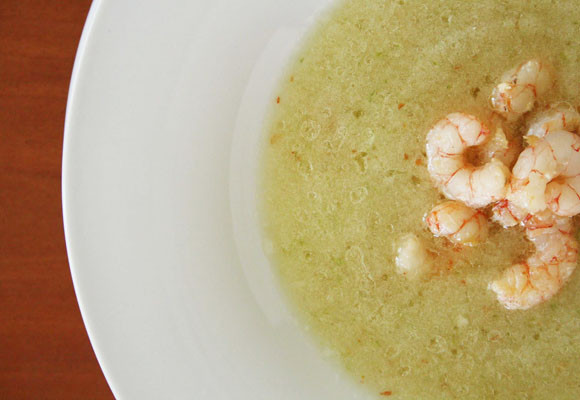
[{"left": 260, "top": 0, "right": 580, "bottom": 398}]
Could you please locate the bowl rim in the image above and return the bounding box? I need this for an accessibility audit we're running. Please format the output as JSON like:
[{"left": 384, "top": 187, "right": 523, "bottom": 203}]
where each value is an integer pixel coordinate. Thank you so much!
[{"left": 61, "top": 0, "right": 118, "bottom": 396}]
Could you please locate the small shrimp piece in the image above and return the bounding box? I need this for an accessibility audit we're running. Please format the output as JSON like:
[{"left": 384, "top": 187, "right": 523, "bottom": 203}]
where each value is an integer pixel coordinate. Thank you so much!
[
  {"left": 395, "top": 233, "right": 431, "bottom": 280},
  {"left": 490, "top": 60, "right": 553, "bottom": 120},
  {"left": 426, "top": 201, "right": 488, "bottom": 246},
  {"left": 527, "top": 103, "right": 580, "bottom": 138},
  {"left": 473, "top": 114, "right": 522, "bottom": 168},
  {"left": 474, "top": 125, "right": 522, "bottom": 169},
  {"left": 491, "top": 199, "right": 527, "bottom": 228},
  {"left": 546, "top": 175, "right": 580, "bottom": 216},
  {"left": 490, "top": 224, "right": 578, "bottom": 310},
  {"left": 426, "top": 113, "right": 510, "bottom": 208}
]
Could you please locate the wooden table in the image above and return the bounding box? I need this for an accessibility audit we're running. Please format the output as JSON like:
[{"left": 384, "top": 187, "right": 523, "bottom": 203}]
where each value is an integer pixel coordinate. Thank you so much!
[{"left": 1, "top": 1, "right": 114, "bottom": 398}]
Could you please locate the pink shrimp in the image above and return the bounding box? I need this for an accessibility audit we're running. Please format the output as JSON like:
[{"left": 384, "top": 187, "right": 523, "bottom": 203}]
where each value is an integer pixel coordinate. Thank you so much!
[
  {"left": 490, "top": 210, "right": 578, "bottom": 310},
  {"left": 490, "top": 60, "right": 553, "bottom": 121},
  {"left": 490, "top": 252, "right": 577, "bottom": 310},
  {"left": 526, "top": 103, "right": 580, "bottom": 138},
  {"left": 541, "top": 129, "right": 580, "bottom": 216},
  {"left": 505, "top": 140, "right": 558, "bottom": 214},
  {"left": 426, "top": 201, "right": 488, "bottom": 246},
  {"left": 426, "top": 113, "right": 510, "bottom": 208},
  {"left": 506, "top": 130, "right": 580, "bottom": 214}
]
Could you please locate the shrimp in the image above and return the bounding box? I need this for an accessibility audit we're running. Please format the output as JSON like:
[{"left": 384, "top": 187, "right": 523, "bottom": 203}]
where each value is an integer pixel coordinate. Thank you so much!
[
  {"left": 526, "top": 103, "right": 580, "bottom": 138},
  {"left": 426, "top": 113, "right": 510, "bottom": 208},
  {"left": 490, "top": 256, "right": 576, "bottom": 310},
  {"left": 395, "top": 233, "right": 432, "bottom": 280},
  {"left": 506, "top": 140, "right": 558, "bottom": 214},
  {"left": 506, "top": 130, "right": 580, "bottom": 214},
  {"left": 490, "top": 60, "right": 553, "bottom": 121},
  {"left": 426, "top": 201, "right": 488, "bottom": 246},
  {"left": 490, "top": 209, "right": 577, "bottom": 310},
  {"left": 530, "top": 130, "right": 580, "bottom": 216},
  {"left": 490, "top": 227, "right": 578, "bottom": 310}
]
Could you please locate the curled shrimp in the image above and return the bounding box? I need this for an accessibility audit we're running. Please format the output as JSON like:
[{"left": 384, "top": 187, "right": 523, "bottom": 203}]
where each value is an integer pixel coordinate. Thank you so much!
[
  {"left": 490, "top": 60, "right": 553, "bottom": 120},
  {"left": 426, "top": 201, "right": 488, "bottom": 246},
  {"left": 492, "top": 147, "right": 580, "bottom": 309},
  {"left": 489, "top": 254, "right": 577, "bottom": 310},
  {"left": 505, "top": 140, "right": 557, "bottom": 214},
  {"left": 426, "top": 113, "right": 510, "bottom": 208},
  {"left": 528, "top": 130, "right": 580, "bottom": 216},
  {"left": 506, "top": 130, "right": 580, "bottom": 214},
  {"left": 490, "top": 215, "right": 578, "bottom": 310},
  {"left": 527, "top": 103, "right": 580, "bottom": 138}
]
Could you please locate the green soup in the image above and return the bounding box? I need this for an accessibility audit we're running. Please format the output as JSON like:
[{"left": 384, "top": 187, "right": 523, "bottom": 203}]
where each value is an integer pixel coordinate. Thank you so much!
[{"left": 260, "top": 0, "right": 580, "bottom": 398}]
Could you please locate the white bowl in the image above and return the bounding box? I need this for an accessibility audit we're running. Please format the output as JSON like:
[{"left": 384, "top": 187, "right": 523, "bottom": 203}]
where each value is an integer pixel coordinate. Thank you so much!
[{"left": 63, "top": 0, "right": 372, "bottom": 398}]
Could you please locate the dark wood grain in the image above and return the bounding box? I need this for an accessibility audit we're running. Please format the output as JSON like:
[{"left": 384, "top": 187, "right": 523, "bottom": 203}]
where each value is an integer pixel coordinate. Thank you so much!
[{"left": 0, "top": 1, "right": 114, "bottom": 398}]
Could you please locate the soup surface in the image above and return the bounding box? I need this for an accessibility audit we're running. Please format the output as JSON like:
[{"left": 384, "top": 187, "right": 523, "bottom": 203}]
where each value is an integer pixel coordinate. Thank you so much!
[{"left": 260, "top": 0, "right": 580, "bottom": 398}]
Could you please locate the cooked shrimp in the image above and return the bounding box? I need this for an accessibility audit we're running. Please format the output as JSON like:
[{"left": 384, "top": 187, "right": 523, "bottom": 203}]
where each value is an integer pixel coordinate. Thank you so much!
[
  {"left": 490, "top": 229, "right": 578, "bottom": 310},
  {"left": 526, "top": 103, "right": 580, "bottom": 138},
  {"left": 395, "top": 233, "right": 431, "bottom": 279},
  {"left": 426, "top": 201, "right": 488, "bottom": 246},
  {"left": 490, "top": 60, "right": 553, "bottom": 120},
  {"left": 546, "top": 175, "right": 580, "bottom": 216},
  {"left": 506, "top": 140, "right": 558, "bottom": 214},
  {"left": 490, "top": 209, "right": 576, "bottom": 310},
  {"left": 426, "top": 113, "right": 510, "bottom": 208},
  {"left": 506, "top": 130, "right": 580, "bottom": 214},
  {"left": 539, "top": 130, "right": 580, "bottom": 216},
  {"left": 490, "top": 257, "right": 576, "bottom": 310}
]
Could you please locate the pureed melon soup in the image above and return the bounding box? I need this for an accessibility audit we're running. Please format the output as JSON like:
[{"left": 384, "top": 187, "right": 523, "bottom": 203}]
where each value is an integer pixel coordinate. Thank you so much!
[{"left": 260, "top": 0, "right": 580, "bottom": 398}]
